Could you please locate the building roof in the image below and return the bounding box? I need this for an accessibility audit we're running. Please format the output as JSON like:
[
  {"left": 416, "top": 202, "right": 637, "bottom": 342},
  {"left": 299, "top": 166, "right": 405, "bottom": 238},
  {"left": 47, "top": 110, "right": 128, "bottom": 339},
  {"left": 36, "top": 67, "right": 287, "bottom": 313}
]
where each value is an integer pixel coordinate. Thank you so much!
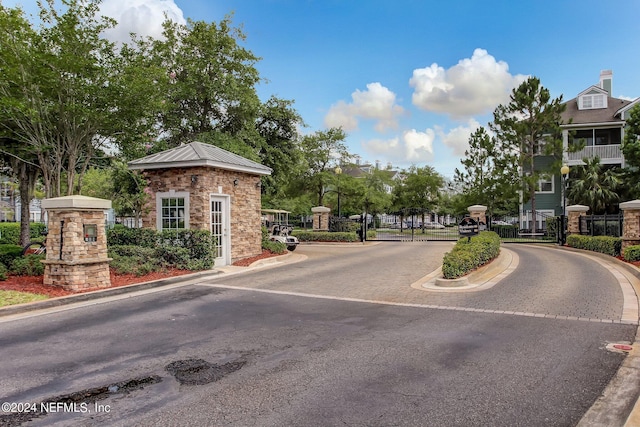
[
  {"left": 128, "top": 141, "right": 272, "bottom": 176},
  {"left": 561, "top": 96, "right": 632, "bottom": 126}
]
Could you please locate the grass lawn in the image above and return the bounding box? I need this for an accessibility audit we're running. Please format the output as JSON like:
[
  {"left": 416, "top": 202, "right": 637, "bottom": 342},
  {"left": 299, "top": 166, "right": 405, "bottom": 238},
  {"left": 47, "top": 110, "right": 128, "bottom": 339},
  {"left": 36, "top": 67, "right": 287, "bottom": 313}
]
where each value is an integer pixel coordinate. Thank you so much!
[{"left": 0, "top": 290, "right": 48, "bottom": 307}]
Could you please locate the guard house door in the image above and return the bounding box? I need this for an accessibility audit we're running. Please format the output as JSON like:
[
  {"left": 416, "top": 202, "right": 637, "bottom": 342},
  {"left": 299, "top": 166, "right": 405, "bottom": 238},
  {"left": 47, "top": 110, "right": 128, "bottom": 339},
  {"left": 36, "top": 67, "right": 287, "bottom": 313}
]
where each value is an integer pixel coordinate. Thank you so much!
[{"left": 210, "top": 195, "right": 230, "bottom": 266}]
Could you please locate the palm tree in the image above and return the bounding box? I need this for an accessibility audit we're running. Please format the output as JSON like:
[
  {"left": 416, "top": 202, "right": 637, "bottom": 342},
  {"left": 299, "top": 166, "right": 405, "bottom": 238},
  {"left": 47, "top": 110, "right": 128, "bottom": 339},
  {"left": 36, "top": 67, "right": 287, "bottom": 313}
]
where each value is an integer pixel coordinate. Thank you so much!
[{"left": 566, "top": 156, "right": 620, "bottom": 214}]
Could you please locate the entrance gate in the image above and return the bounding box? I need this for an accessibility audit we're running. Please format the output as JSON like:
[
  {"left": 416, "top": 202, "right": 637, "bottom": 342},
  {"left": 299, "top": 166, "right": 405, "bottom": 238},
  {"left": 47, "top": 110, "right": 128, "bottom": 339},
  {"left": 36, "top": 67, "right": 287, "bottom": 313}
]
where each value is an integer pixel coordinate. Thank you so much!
[{"left": 366, "top": 208, "right": 461, "bottom": 242}]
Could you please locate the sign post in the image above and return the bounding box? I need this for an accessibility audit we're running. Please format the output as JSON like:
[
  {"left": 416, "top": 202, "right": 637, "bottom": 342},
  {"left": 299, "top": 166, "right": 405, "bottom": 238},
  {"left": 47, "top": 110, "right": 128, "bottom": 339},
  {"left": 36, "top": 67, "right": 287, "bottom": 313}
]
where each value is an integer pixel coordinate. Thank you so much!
[{"left": 458, "top": 217, "right": 479, "bottom": 241}]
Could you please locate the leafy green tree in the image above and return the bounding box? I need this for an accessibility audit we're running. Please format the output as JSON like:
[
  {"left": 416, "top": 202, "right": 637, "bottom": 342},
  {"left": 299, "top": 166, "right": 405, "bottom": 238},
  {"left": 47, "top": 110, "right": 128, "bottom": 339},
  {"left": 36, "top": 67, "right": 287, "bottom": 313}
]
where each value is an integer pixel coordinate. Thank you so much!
[
  {"left": 454, "top": 127, "right": 519, "bottom": 217},
  {"left": 0, "top": 0, "right": 123, "bottom": 197},
  {"left": 352, "top": 168, "right": 393, "bottom": 222},
  {"left": 622, "top": 103, "right": 640, "bottom": 167},
  {"left": 296, "top": 128, "right": 351, "bottom": 206},
  {"left": 567, "top": 157, "right": 620, "bottom": 214},
  {"left": 79, "top": 167, "right": 115, "bottom": 200},
  {"left": 491, "top": 77, "right": 565, "bottom": 232},
  {"left": 111, "top": 162, "right": 149, "bottom": 224},
  {"left": 620, "top": 104, "right": 640, "bottom": 199},
  {"left": 151, "top": 16, "right": 262, "bottom": 146},
  {"left": 392, "top": 165, "right": 443, "bottom": 231},
  {"left": 254, "top": 96, "right": 303, "bottom": 197}
]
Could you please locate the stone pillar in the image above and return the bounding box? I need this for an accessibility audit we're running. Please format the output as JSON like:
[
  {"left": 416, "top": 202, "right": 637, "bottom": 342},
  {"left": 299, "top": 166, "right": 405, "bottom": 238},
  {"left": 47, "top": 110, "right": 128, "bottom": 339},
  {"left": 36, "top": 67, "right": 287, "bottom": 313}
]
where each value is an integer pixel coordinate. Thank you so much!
[
  {"left": 467, "top": 205, "right": 487, "bottom": 230},
  {"left": 311, "top": 206, "right": 331, "bottom": 231},
  {"left": 41, "top": 195, "right": 112, "bottom": 291},
  {"left": 566, "top": 205, "right": 589, "bottom": 235},
  {"left": 620, "top": 200, "right": 640, "bottom": 252}
]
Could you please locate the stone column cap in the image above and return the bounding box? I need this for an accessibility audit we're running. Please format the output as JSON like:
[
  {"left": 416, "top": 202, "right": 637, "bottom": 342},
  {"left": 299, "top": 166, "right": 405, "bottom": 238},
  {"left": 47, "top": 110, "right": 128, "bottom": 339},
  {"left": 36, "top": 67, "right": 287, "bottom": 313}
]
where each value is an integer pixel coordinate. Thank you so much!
[
  {"left": 42, "top": 195, "right": 112, "bottom": 210},
  {"left": 566, "top": 205, "right": 589, "bottom": 213},
  {"left": 311, "top": 206, "right": 331, "bottom": 213},
  {"left": 467, "top": 205, "right": 487, "bottom": 213},
  {"left": 620, "top": 200, "right": 640, "bottom": 210}
]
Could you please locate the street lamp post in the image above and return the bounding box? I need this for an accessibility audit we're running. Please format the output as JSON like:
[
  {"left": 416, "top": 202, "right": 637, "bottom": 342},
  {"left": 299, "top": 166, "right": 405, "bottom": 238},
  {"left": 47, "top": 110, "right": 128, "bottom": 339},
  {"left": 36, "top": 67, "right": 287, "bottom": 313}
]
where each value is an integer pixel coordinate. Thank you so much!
[
  {"left": 560, "top": 164, "right": 570, "bottom": 245},
  {"left": 334, "top": 165, "right": 342, "bottom": 218}
]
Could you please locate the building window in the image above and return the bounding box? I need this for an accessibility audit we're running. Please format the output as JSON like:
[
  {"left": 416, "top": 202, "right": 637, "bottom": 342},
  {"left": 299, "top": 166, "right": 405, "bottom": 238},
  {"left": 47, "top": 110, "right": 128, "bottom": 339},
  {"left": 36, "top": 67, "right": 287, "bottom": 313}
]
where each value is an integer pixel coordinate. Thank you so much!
[
  {"left": 156, "top": 191, "right": 189, "bottom": 230},
  {"left": 593, "top": 95, "right": 605, "bottom": 108},
  {"left": 536, "top": 175, "right": 554, "bottom": 193},
  {"left": 580, "top": 94, "right": 607, "bottom": 110}
]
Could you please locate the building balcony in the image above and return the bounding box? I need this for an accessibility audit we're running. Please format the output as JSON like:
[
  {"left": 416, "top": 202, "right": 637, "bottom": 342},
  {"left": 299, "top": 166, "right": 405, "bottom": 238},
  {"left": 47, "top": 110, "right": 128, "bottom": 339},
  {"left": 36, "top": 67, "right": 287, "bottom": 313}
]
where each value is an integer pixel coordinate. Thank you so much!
[{"left": 566, "top": 144, "right": 622, "bottom": 165}]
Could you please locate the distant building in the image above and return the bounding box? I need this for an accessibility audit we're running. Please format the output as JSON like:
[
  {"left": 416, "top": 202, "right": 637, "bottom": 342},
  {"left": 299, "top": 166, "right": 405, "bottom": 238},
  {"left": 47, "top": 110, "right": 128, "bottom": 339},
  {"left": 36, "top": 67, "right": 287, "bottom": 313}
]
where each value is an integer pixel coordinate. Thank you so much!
[{"left": 521, "top": 70, "right": 639, "bottom": 229}]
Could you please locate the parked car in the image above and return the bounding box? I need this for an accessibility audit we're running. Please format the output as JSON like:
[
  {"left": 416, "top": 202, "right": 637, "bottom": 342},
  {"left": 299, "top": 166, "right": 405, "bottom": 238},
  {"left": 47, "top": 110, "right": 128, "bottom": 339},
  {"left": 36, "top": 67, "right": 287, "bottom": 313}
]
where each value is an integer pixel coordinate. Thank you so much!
[{"left": 423, "top": 222, "right": 445, "bottom": 229}]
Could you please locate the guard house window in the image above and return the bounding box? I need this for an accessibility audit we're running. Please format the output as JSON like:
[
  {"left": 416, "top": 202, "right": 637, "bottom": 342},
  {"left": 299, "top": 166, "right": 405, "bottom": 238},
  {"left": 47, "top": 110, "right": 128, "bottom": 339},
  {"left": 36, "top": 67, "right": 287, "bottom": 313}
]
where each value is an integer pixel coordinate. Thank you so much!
[
  {"left": 156, "top": 191, "right": 190, "bottom": 231},
  {"left": 84, "top": 224, "right": 97, "bottom": 242}
]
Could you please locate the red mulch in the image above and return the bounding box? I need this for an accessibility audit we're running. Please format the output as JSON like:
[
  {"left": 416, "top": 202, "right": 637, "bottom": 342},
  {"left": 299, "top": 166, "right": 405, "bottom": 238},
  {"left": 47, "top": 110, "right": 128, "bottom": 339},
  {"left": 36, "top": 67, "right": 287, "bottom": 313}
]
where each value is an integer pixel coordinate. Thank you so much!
[
  {"left": 0, "top": 268, "right": 194, "bottom": 299},
  {"left": 232, "top": 249, "right": 282, "bottom": 267},
  {"left": 1, "top": 250, "right": 284, "bottom": 299},
  {"left": 616, "top": 256, "right": 640, "bottom": 268}
]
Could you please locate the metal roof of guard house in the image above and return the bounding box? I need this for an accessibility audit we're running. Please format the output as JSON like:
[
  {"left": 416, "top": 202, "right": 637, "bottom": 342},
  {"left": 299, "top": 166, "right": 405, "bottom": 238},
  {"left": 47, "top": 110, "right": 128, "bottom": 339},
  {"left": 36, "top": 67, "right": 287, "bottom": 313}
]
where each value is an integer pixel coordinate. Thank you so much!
[{"left": 128, "top": 141, "right": 272, "bottom": 175}]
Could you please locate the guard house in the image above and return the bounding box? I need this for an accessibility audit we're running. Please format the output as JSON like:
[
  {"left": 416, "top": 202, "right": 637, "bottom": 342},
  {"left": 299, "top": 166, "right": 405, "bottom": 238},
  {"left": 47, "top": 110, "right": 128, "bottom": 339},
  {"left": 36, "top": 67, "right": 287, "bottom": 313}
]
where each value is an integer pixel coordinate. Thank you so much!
[{"left": 128, "top": 142, "right": 272, "bottom": 266}]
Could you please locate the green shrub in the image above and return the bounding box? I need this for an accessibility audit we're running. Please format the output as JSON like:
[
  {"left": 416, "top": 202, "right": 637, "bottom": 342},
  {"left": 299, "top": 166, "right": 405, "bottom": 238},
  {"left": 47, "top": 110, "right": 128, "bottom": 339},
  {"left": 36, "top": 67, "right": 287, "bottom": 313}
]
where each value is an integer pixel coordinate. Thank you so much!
[
  {"left": 0, "top": 262, "right": 7, "bottom": 281},
  {"left": 107, "top": 226, "right": 158, "bottom": 248},
  {"left": 107, "top": 228, "right": 215, "bottom": 271},
  {"left": 624, "top": 245, "right": 640, "bottom": 262},
  {"left": 109, "top": 253, "right": 161, "bottom": 276},
  {"left": 154, "top": 246, "right": 191, "bottom": 269},
  {"left": 442, "top": 231, "right": 501, "bottom": 279},
  {"left": 108, "top": 245, "right": 156, "bottom": 259},
  {"left": 0, "top": 223, "right": 47, "bottom": 245},
  {"left": 566, "top": 235, "right": 622, "bottom": 257},
  {"left": 159, "top": 229, "right": 215, "bottom": 270},
  {"left": 10, "top": 254, "right": 45, "bottom": 276},
  {"left": 0, "top": 244, "right": 24, "bottom": 267},
  {"left": 292, "top": 231, "right": 360, "bottom": 242},
  {"left": 262, "top": 239, "right": 287, "bottom": 254}
]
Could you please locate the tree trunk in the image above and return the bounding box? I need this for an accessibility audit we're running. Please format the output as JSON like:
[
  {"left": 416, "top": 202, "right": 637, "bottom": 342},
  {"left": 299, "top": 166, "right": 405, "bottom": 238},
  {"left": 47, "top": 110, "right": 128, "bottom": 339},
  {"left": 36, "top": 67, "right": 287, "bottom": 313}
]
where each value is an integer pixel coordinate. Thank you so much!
[{"left": 17, "top": 163, "right": 38, "bottom": 247}]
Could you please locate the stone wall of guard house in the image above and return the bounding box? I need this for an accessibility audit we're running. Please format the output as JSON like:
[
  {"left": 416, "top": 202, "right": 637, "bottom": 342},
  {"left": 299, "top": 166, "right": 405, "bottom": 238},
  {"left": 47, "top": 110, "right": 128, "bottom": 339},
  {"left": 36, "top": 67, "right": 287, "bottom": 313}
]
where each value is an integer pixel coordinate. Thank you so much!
[{"left": 142, "top": 166, "right": 262, "bottom": 261}]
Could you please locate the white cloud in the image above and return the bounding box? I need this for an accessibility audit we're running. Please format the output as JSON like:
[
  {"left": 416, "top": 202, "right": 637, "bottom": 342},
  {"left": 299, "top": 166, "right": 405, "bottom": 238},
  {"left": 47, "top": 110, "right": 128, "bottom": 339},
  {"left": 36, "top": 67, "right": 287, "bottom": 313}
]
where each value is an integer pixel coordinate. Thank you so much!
[
  {"left": 99, "top": 0, "right": 186, "bottom": 45},
  {"left": 435, "top": 119, "right": 482, "bottom": 156},
  {"left": 619, "top": 95, "right": 638, "bottom": 101},
  {"left": 410, "top": 48, "right": 527, "bottom": 119},
  {"left": 363, "top": 129, "right": 435, "bottom": 163},
  {"left": 324, "top": 82, "right": 405, "bottom": 132}
]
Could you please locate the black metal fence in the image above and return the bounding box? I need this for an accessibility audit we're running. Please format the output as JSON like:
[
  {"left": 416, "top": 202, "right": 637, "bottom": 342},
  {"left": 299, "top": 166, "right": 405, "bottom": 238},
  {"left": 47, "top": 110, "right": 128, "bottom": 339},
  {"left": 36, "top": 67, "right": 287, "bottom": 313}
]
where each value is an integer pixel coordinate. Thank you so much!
[{"left": 578, "top": 213, "right": 623, "bottom": 237}]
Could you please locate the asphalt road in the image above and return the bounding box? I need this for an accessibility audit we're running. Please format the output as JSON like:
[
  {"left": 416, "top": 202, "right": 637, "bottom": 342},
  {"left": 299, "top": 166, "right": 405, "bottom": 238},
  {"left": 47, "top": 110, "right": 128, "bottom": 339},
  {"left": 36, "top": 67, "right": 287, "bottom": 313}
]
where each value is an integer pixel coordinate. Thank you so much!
[{"left": 0, "top": 243, "right": 636, "bottom": 426}]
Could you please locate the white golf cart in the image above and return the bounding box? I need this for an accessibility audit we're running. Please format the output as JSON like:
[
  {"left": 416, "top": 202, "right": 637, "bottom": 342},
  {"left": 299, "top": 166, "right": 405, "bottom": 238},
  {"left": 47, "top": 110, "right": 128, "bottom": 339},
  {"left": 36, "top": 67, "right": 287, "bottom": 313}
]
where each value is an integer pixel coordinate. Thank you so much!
[{"left": 261, "top": 209, "right": 299, "bottom": 251}]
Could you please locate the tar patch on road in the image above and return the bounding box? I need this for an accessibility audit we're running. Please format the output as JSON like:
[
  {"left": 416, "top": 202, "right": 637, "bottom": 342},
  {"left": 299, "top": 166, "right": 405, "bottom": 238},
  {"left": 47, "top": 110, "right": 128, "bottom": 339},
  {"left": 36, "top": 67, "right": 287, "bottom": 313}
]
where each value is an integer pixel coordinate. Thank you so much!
[
  {"left": 165, "top": 358, "right": 245, "bottom": 386},
  {"left": 0, "top": 376, "right": 161, "bottom": 427}
]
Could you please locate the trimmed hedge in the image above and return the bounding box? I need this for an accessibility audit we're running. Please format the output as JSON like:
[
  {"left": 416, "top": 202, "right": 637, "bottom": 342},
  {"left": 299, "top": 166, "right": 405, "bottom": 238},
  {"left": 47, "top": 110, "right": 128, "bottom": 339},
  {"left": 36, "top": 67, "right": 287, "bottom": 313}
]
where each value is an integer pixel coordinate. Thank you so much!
[
  {"left": 292, "top": 230, "right": 376, "bottom": 242},
  {"left": 442, "top": 231, "right": 501, "bottom": 279},
  {"left": 566, "top": 235, "right": 622, "bottom": 257},
  {"left": 624, "top": 245, "right": 640, "bottom": 262},
  {"left": 107, "top": 227, "right": 216, "bottom": 272},
  {"left": 107, "top": 226, "right": 158, "bottom": 248},
  {"left": 0, "top": 244, "right": 24, "bottom": 267},
  {"left": 0, "top": 223, "right": 47, "bottom": 245}
]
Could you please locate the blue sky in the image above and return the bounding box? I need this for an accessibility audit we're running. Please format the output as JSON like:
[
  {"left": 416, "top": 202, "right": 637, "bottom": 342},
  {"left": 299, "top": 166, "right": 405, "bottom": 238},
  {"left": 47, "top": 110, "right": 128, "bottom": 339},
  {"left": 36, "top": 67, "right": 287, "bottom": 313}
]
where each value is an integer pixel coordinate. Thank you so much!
[{"left": 4, "top": 0, "right": 640, "bottom": 178}]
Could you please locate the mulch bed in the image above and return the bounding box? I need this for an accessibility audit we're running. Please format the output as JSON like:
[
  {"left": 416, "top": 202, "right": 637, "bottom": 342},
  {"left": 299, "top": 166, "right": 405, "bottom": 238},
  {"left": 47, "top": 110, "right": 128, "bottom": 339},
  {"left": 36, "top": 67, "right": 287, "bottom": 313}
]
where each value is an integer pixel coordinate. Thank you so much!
[
  {"left": 231, "top": 249, "right": 283, "bottom": 267},
  {"left": 0, "top": 268, "right": 194, "bottom": 299},
  {"left": 1, "top": 249, "right": 284, "bottom": 299}
]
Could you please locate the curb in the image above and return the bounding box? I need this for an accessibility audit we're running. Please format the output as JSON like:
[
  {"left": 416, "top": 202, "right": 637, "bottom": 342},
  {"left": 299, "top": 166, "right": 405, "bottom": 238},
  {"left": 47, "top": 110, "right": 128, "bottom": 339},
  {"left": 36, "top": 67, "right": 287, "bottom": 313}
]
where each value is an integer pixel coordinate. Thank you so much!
[
  {"left": 0, "top": 252, "right": 298, "bottom": 318},
  {"left": 0, "top": 270, "right": 222, "bottom": 318},
  {"left": 411, "top": 247, "right": 518, "bottom": 292},
  {"left": 541, "top": 245, "right": 640, "bottom": 427}
]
